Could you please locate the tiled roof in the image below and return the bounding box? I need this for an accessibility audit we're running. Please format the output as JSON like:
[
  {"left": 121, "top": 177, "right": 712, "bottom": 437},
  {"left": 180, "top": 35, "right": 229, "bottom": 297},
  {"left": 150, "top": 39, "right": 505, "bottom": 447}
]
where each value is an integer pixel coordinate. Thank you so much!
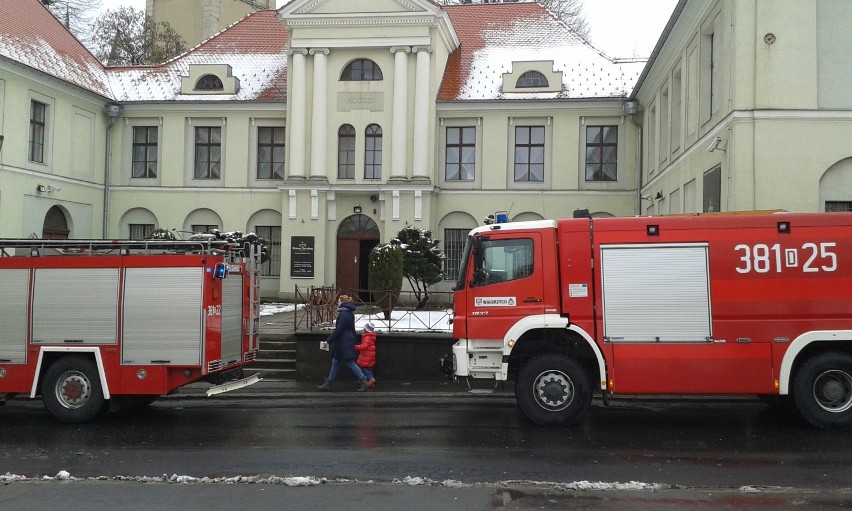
[
  {"left": 107, "top": 10, "right": 288, "bottom": 102},
  {"left": 0, "top": 0, "right": 111, "bottom": 97},
  {"left": 1, "top": 0, "right": 638, "bottom": 105},
  {"left": 439, "top": 3, "right": 645, "bottom": 101}
]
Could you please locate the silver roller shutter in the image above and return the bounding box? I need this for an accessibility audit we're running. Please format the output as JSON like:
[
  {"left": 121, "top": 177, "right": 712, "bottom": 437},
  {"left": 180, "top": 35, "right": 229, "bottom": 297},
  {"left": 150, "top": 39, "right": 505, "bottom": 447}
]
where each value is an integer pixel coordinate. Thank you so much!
[
  {"left": 32, "top": 268, "right": 119, "bottom": 344},
  {"left": 220, "top": 275, "right": 243, "bottom": 366},
  {"left": 601, "top": 243, "right": 712, "bottom": 343},
  {"left": 0, "top": 269, "right": 29, "bottom": 362}
]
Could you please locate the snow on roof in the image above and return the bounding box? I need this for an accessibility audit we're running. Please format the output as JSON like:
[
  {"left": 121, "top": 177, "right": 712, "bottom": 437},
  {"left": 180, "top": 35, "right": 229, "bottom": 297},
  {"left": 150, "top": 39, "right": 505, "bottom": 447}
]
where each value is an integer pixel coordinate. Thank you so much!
[
  {"left": 0, "top": 0, "right": 111, "bottom": 98},
  {"left": 440, "top": 4, "right": 645, "bottom": 101},
  {"left": 106, "top": 10, "right": 288, "bottom": 102},
  {"left": 1, "top": 0, "right": 639, "bottom": 105}
]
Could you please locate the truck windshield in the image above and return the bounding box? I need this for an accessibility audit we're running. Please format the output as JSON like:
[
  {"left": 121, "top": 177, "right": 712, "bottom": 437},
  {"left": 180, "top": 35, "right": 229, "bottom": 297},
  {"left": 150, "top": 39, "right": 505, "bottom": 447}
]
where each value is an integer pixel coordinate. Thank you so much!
[{"left": 452, "top": 235, "right": 473, "bottom": 291}]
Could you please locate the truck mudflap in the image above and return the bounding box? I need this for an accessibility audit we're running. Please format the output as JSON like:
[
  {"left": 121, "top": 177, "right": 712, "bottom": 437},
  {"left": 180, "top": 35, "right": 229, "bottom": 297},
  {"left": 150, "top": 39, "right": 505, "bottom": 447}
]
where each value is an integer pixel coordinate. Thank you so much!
[{"left": 205, "top": 373, "right": 262, "bottom": 397}]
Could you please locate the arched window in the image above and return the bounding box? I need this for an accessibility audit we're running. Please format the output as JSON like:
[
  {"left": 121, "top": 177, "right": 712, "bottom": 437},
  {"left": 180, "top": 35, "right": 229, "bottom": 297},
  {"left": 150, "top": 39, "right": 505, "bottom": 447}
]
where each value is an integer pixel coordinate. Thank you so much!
[
  {"left": 195, "top": 74, "right": 224, "bottom": 91},
  {"left": 364, "top": 124, "right": 382, "bottom": 179},
  {"left": 338, "top": 124, "right": 356, "bottom": 179},
  {"left": 516, "top": 71, "right": 549, "bottom": 88},
  {"left": 341, "top": 59, "right": 383, "bottom": 81}
]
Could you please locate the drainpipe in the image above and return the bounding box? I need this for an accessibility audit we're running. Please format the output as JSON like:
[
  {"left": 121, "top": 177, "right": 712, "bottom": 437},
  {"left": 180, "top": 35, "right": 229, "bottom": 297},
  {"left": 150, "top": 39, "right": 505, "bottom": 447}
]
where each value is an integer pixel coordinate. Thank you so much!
[
  {"left": 103, "top": 102, "right": 122, "bottom": 239},
  {"left": 623, "top": 100, "right": 643, "bottom": 215}
]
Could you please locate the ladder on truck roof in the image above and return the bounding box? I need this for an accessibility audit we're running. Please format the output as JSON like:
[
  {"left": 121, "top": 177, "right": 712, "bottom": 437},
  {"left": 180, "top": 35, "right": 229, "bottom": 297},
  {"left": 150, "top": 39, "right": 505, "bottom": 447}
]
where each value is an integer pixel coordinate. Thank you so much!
[{"left": 0, "top": 238, "right": 242, "bottom": 258}]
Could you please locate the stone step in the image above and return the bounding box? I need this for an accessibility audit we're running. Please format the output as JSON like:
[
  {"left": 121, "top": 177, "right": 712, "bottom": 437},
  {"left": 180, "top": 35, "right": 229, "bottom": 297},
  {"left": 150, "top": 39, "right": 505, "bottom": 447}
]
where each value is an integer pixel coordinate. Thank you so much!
[
  {"left": 257, "top": 348, "right": 296, "bottom": 360},
  {"left": 249, "top": 367, "right": 296, "bottom": 381},
  {"left": 251, "top": 358, "right": 295, "bottom": 370}
]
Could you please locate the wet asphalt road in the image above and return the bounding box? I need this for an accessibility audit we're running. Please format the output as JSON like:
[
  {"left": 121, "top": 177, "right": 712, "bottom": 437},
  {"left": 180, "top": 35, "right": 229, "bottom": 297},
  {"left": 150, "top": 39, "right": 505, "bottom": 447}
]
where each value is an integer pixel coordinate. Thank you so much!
[{"left": 2, "top": 395, "right": 852, "bottom": 510}]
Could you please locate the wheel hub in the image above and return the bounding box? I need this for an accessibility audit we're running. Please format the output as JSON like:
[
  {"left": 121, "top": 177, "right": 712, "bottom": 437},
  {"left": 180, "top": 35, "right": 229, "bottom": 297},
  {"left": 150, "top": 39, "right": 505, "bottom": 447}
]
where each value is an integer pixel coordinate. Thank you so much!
[
  {"left": 814, "top": 369, "right": 852, "bottom": 413},
  {"left": 534, "top": 371, "right": 574, "bottom": 411},
  {"left": 56, "top": 372, "right": 91, "bottom": 409}
]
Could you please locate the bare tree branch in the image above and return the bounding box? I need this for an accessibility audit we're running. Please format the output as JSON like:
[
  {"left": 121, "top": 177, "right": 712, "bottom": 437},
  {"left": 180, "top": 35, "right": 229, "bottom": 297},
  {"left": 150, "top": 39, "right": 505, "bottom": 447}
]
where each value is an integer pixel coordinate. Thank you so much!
[{"left": 89, "top": 7, "right": 187, "bottom": 66}]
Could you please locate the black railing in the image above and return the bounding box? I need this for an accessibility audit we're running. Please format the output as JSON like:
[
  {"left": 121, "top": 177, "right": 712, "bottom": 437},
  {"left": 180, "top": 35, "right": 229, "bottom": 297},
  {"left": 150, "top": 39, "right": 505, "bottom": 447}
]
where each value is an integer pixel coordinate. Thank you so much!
[{"left": 294, "top": 285, "right": 453, "bottom": 333}]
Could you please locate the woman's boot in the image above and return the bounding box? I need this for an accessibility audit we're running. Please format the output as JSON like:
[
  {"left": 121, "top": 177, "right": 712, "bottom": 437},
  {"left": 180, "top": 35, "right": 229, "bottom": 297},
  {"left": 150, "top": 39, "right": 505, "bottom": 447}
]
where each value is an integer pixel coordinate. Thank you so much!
[
  {"left": 317, "top": 379, "right": 331, "bottom": 391},
  {"left": 357, "top": 379, "right": 369, "bottom": 392}
]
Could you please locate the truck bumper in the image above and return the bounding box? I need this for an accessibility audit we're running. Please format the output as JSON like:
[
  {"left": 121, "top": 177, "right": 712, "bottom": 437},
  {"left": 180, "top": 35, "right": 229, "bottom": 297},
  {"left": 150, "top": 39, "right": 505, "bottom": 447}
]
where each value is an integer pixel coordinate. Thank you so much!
[{"left": 452, "top": 339, "right": 470, "bottom": 377}]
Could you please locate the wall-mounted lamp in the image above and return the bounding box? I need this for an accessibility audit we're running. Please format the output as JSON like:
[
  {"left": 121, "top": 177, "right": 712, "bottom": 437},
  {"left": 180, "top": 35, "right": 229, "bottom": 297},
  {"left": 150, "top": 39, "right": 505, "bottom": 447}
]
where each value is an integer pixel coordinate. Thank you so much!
[
  {"left": 353, "top": 205, "right": 362, "bottom": 214},
  {"left": 0, "top": 134, "right": 5, "bottom": 151},
  {"left": 36, "top": 184, "right": 47, "bottom": 193},
  {"left": 655, "top": 191, "right": 664, "bottom": 200}
]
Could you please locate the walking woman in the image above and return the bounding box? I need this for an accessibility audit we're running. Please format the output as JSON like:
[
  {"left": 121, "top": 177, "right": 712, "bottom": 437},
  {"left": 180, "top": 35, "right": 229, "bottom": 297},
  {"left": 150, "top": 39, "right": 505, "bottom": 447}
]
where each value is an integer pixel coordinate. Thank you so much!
[{"left": 317, "top": 295, "right": 370, "bottom": 392}]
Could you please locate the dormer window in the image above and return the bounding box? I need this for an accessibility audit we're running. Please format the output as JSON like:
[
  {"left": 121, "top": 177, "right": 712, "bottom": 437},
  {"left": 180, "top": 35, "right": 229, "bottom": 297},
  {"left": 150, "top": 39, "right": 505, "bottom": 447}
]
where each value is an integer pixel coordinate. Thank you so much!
[
  {"left": 196, "top": 74, "right": 224, "bottom": 91},
  {"left": 180, "top": 65, "right": 239, "bottom": 95},
  {"left": 341, "top": 59, "right": 383, "bottom": 81},
  {"left": 516, "top": 71, "right": 549, "bottom": 88}
]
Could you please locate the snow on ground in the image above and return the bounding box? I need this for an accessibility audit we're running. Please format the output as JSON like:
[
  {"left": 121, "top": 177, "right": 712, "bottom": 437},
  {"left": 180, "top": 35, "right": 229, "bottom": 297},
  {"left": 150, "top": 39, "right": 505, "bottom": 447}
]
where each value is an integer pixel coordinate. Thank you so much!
[{"left": 260, "top": 303, "right": 453, "bottom": 333}]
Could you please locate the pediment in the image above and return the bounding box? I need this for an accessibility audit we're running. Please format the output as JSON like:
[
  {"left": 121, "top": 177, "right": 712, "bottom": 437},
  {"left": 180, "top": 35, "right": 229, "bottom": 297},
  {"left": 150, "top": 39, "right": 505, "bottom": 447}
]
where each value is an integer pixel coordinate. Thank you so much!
[{"left": 282, "top": 0, "right": 435, "bottom": 17}]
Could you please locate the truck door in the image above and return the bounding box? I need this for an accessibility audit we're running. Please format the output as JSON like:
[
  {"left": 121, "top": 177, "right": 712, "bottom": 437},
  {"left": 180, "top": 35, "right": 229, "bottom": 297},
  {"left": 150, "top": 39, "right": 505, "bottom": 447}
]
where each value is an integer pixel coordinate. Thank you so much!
[{"left": 465, "top": 233, "right": 545, "bottom": 342}]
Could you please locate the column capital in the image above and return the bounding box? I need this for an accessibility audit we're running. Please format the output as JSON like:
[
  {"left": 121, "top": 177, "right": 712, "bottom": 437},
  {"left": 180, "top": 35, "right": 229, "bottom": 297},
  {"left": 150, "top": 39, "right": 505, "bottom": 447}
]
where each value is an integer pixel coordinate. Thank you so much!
[
  {"left": 309, "top": 48, "right": 330, "bottom": 56},
  {"left": 288, "top": 48, "right": 309, "bottom": 56},
  {"left": 412, "top": 46, "right": 432, "bottom": 54},
  {"left": 390, "top": 46, "right": 411, "bottom": 54}
]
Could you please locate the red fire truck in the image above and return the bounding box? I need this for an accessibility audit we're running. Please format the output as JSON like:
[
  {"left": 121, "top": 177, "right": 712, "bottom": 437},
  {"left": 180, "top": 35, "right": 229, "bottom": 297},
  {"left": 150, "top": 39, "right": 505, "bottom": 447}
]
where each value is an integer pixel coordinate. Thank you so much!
[
  {"left": 0, "top": 238, "right": 262, "bottom": 423},
  {"left": 449, "top": 213, "right": 852, "bottom": 429}
]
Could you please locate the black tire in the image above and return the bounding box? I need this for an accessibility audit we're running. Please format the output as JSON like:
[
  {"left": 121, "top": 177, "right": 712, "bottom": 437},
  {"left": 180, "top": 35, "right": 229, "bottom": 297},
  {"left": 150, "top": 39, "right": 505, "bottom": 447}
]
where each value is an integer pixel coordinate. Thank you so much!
[
  {"left": 41, "top": 355, "right": 106, "bottom": 424},
  {"left": 792, "top": 351, "right": 852, "bottom": 430},
  {"left": 515, "top": 354, "right": 592, "bottom": 426}
]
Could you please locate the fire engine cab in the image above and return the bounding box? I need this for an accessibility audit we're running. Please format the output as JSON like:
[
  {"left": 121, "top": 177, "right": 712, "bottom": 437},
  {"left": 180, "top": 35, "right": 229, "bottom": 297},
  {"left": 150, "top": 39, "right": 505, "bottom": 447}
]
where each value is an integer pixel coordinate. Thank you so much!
[
  {"left": 449, "top": 212, "right": 852, "bottom": 429},
  {"left": 0, "top": 238, "right": 262, "bottom": 423}
]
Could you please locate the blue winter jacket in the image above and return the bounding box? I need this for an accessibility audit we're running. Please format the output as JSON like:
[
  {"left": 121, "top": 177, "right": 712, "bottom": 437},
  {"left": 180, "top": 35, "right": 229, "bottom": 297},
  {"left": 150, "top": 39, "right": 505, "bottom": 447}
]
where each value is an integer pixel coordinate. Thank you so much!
[{"left": 326, "top": 301, "right": 357, "bottom": 360}]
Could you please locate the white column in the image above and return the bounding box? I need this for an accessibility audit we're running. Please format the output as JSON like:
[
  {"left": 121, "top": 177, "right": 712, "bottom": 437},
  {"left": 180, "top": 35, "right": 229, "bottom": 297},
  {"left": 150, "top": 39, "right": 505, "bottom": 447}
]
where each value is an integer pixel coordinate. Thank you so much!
[
  {"left": 309, "top": 48, "right": 329, "bottom": 181},
  {"left": 412, "top": 47, "right": 432, "bottom": 182},
  {"left": 390, "top": 46, "right": 410, "bottom": 181},
  {"left": 288, "top": 49, "right": 308, "bottom": 179}
]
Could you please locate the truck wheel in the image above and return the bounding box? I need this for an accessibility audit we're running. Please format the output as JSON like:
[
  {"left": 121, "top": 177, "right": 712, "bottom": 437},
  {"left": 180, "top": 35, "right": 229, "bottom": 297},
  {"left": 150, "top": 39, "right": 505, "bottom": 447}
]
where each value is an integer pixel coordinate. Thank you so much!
[
  {"left": 41, "top": 356, "right": 106, "bottom": 424},
  {"left": 515, "top": 354, "right": 591, "bottom": 426},
  {"left": 792, "top": 352, "right": 852, "bottom": 430}
]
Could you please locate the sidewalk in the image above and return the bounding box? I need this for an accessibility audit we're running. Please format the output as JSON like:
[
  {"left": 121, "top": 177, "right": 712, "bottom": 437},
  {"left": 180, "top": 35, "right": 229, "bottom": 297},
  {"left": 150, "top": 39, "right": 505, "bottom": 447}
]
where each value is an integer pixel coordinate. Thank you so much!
[{"left": 167, "top": 378, "right": 515, "bottom": 401}]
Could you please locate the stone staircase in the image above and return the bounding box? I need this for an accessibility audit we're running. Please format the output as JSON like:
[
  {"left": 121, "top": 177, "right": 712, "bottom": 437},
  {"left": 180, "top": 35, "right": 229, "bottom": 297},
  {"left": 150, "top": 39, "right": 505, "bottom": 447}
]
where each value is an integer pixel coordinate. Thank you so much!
[{"left": 252, "top": 335, "right": 297, "bottom": 381}]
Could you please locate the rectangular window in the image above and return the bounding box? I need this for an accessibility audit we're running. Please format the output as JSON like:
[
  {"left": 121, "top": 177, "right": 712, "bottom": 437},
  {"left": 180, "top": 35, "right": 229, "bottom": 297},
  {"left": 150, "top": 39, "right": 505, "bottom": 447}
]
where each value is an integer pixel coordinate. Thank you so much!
[
  {"left": 585, "top": 126, "right": 618, "bottom": 181},
  {"left": 255, "top": 226, "right": 282, "bottom": 277},
  {"left": 194, "top": 127, "right": 221, "bottom": 179},
  {"left": 29, "top": 100, "right": 46, "bottom": 163},
  {"left": 445, "top": 126, "right": 475, "bottom": 181},
  {"left": 257, "top": 127, "right": 285, "bottom": 179},
  {"left": 443, "top": 228, "right": 469, "bottom": 281},
  {"left": 514, "top": 126, "right": 545, "bottom": 182},
  {"left": 826, "top": 201, "right": 852, "bottom": 212},
  {"left": 132, "top": 126, "right": 158, "bottom": 178},
  {"left": 703, "top": 165, "right": 721, "bottom": 213},
  {"left": 129, "top": 224, "right": 154, "bottom": 240},
  {"left": 477, "top": 238, "right": 535, "bottom": 284},
  {"left": 338, "top": 127, "right": 355, "bottom": 179},
  {"left": 364, "top": 125, "right": 382, "bottom": 179}
]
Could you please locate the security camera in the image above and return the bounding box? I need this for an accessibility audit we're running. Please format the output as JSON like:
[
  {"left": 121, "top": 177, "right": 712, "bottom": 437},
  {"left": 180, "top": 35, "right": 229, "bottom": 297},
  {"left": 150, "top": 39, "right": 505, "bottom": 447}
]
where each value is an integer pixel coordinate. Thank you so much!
[{"left": 707, "top": 136, "right": 722, "bottom": 152}]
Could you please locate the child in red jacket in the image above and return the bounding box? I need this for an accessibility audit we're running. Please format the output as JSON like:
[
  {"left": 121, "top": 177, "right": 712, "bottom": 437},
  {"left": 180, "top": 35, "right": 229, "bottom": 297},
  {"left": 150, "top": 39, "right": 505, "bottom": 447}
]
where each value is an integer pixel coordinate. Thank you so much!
[{"left": 356, "top": 322, "right": 377, "bottom": 388}]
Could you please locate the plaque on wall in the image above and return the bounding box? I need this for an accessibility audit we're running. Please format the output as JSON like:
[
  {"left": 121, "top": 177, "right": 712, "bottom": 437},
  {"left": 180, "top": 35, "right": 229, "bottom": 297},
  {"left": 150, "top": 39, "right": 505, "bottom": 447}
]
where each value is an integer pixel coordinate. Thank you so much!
[{"left": 290, "top": 236, "right": 315, "bottom": 278}]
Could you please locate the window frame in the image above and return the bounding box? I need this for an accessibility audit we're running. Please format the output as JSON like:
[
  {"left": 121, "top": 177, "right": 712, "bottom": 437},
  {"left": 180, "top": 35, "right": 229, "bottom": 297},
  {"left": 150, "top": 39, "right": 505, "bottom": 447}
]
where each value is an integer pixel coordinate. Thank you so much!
[
  {"left": 29, "top": 100, "right": 46, "bottom": 163},
  {"left": 194, "top": 126, "right": 222, "bottom": 180},
  {"left": 513, "top": 125, "right": 546, "bottom": 183},
  {"left": 445, "top": 126, "right": 476, "bottom": 182},
  {"left": 129, "top": 223, "right": 155, "bottom": 240},
  {"left": 338, "top": 124, "right": 356, "bottom": 179},
  {"left": 255, "top": 225, "right": 282, "bottom": 277},
  {"left": 131, "top": 126, "right": 158, "bottom": 179},
  {"left": 585, "top": 125, "right": 619, "bottom": 182},
  {"left": 195, "top": 74, "right": 224, "bottom": 91},
  {"left": 443, "top": 228, "right": 469, "bottom": 281},
  {"left": 257, "top": 126, "right": 285, "bottom": 180},
  {"left": 516, "top": 71, "right": 549, "bottom": 88},
  {"left": 364, "top": 124, "right": 382, "bottom": 180},
  {"left": 341, "top": 59, "right": 383, "bottom": 81}
]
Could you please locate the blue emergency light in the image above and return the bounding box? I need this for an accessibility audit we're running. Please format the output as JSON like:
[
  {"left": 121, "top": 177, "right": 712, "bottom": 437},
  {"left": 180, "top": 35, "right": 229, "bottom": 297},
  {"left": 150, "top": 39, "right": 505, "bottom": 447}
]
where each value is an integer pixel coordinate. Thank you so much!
[
  {"left": 495, "top": 211, "right": 509, "bottom": 223},
  {"left": 213, "top": 262, "right": 228, "bottom": 279}
]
